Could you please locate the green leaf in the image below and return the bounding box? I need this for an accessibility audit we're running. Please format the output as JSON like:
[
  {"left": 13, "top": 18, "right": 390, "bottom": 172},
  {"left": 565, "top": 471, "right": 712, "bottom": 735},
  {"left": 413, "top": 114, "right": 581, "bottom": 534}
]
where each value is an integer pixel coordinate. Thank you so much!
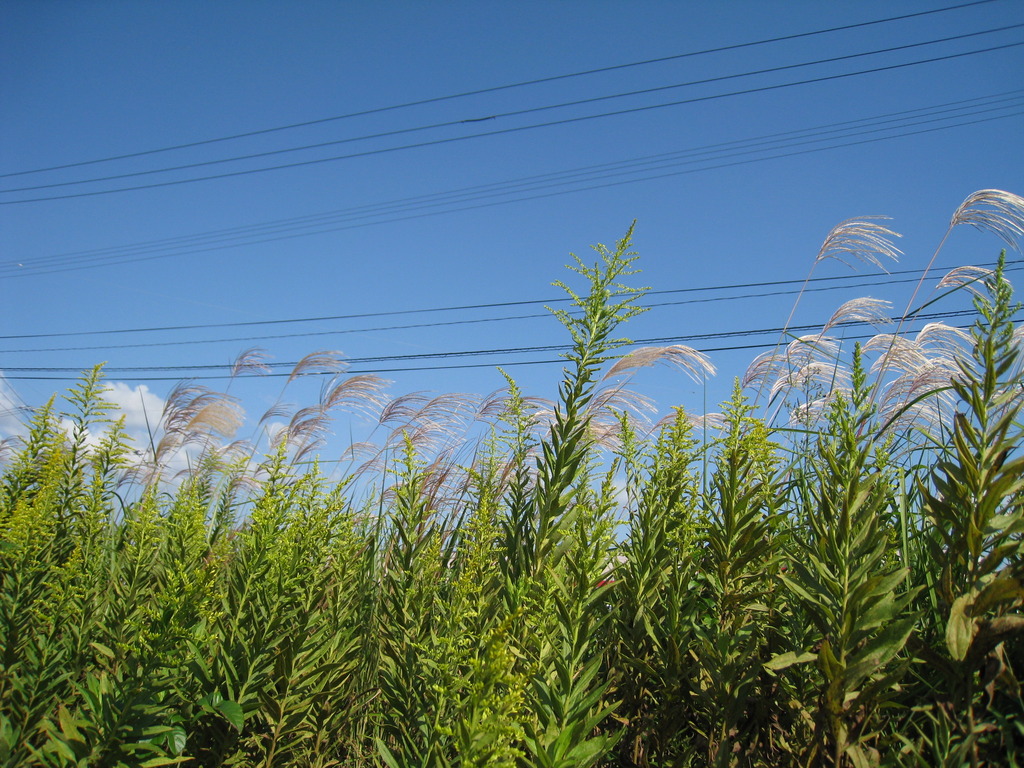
[
  {"left": 845, "top": 742, "right": 876, "bottom": 768},
  {"left": 215, "top": 699, "right": 244, "bottom": 732},
  {"left": 946, "top": 594, "right": 977, "bottom": 661},
  {"left": 972, "top": 575, "right": 1024, "bottom": 615},
  {"left": 563, "top": 735, "right": 617, "bottom": 768},
  {"left": 56, "top": 706, "right": 83, "bottom": 741},
  {"left": 764, "top": 650, "right": 817, "bottom": 671},
  {"left": 89, "top": 642, "right": 116, "bottom": 660},
  {"left": 139, "top": 758, "right": 186, "bottom": 768},
  {"left": 165, "top": 726, "right": 187, "bottom": 756},
  {"left": 844, "top": 615, "right": 917, "bottom": 690},
  {"left": 375, "top": 738, "right": 402, "bottom": 768},
  {"left": 819, "top": 638, "right": 844, "bottom": 681}
]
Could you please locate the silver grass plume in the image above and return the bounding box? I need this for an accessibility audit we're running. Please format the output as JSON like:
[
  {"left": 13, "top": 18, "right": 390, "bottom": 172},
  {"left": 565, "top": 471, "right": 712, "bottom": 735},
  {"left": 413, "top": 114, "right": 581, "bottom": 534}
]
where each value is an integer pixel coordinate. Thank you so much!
[
  {"left": 821, "top": 297, "right": 893, "bottom": 334},
  {"left": 815, "top": 216, "right": 903, "bottom": 272},
  {"left": 229, "top": 346, "right": 272, "bottom": 379},
  {"left": 878, "top": 191, "right": 1020, "bottom": 399},
  {"left": 378, "top": 391, "right": 431, "bottom": 428},
  {"left": 950, "top": 189, "right": 1024, "bottom": 251},
  {"left": 134, "top": 382, "right": 244, "bottom": 485},
  {"left": 753, "top": 217, "right": 900, "bottom": 409},
  {"left": 863, "top": 334, "right": 930, "bottom": 377},
  {"left": 321, "top": 373, "right": 390, "bottom": 420},
  {"left": 654, "top": 408, "right": 727, "bottom": 432},
  {"left": 584, "top": 385, "right": 657, "bottom": 450},
  {"left": 603, "top": 344, "right": 716, "bottom": 383},
  {"left": 874, "top": 364, "right": 957, "bottom": 438},
  {"left": 287, "top": 349, "right": 348, "bottom": 383},
  {"left": 915, "top": 322, "right": 973, "bottom": 358},
  {"left": 385, "top": 392, "right": 482, "bottom": 455},
  {"left": 258, "top": 402, "right": 294, "bottom": 427},
  {"left": 937, "top": 265, "right": 996, "bottom": 297},
  {"left": 279, "top": 373, "right": 389, "bottom": 461}
]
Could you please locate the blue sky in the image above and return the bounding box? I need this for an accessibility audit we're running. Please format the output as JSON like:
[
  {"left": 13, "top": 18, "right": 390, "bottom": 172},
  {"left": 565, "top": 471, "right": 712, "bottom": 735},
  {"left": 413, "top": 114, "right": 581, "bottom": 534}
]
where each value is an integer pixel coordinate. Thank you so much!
[{"left": 2, "top": 0, "right": 1022, "bottom": 461}]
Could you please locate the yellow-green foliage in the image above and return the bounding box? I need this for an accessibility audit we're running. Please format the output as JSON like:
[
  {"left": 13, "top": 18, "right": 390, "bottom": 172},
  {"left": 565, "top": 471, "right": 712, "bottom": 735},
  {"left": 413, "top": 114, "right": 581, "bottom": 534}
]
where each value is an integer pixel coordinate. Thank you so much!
[{"left": 2, "top": 242, "right": 1023, "bottom": 768}]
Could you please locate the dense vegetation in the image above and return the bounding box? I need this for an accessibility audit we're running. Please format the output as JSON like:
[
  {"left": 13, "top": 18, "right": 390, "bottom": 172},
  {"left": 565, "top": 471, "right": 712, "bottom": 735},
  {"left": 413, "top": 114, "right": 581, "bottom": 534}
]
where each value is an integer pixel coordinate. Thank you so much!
[{"left": 2, "top": 191, "right": 1023, "bottom": 767}]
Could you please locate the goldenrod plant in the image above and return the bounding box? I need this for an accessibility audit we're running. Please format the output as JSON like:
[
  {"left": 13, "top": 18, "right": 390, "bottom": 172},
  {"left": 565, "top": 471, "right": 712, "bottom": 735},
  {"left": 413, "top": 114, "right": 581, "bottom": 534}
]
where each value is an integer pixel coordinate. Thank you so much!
[{"left": 2, "top": 191, "right": 1023, "bottom": 766}]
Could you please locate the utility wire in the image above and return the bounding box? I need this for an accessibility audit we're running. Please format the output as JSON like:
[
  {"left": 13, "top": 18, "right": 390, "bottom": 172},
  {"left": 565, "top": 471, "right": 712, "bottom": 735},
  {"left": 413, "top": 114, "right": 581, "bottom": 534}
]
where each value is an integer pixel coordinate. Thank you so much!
[
  {"left": 5, "top": 105, "right": 1021, "bottom": 276},
  {"left": 0, "top": 0, "right": 999, "bottom": 180},
  {"left": 4, "top": 90, "right": 1021, "bottom": 278},
  {"left": 4, "top": 262, "right": 1022, "bottom": 356},
  {"left": 4, "top": 100, "right": 1022, "bottom": 280},
  {"left": 4, "top": 37, "right": 1022, "bottom": 205},
  {"left": 5, "top": 23, "right": 1020, "bottom": 196},
  {"left": 0, "top": 307, "right": 989, "bottom": 373},
  {"left": 12, "top": 90, "right": 1017, "bottom": 268},
  {"left": 4, "top": 258, "right": 1018, "bottom": 345},
  {"left": 1, "top": 308, "right": 1003, "bottom": 382}
]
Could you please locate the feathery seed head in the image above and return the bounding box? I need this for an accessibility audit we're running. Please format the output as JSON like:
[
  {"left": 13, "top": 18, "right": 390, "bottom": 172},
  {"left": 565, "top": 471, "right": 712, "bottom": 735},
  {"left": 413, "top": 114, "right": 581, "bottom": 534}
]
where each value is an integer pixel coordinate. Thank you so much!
[
  {"left": 822, "top": 297, "right": 893, "bottom": 333},
  {"left": 950, "top": 189, "right": 1024, "bottom": 251},
  {"left": 604, "top": 344, "right": 716, "bottom": 383},
  {"left": 230, "top": 347, "right": 272, "bottom": 378},
  {"left": 815, "top": 216, "right": 902, "bottom": 272},
  {"left": 287, "top": 350, "right": 348, "bottom": 383}
]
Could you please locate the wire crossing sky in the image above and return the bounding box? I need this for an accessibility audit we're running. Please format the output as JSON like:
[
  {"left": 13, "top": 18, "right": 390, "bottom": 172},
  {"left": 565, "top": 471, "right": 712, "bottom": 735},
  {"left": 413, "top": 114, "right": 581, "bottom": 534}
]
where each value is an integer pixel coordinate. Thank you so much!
[
  {"left": 4, "top": 35, "right": 1023, "bottom": 204},
  {"left": 0, "top": 0, "right": 1003, "bottom": 181},
  {"left": 3, "top": 21, "right": 1021, "bottom": 200},
  {"left": 3, "top": 89, "right": 1023, "bottom": 277},
  {"left": 2, "top": 0, "right": 1022, "bottom": 447}
]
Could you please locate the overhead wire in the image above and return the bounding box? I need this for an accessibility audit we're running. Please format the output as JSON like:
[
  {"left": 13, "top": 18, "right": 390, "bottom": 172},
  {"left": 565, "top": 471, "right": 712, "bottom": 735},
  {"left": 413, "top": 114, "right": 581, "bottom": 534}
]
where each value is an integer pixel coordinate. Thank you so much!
[
  {"left": 4, "top": 262, "right": 1020, "bottom": 378},
  {"left": 3, "top": 36, "right": 1023, "bottom": 205},
  {"left": 4, "top": 23, "right": 1021, "bottom": 196},
  {"left": 3, "top": 262, "right": 1022, "bottom": 357},
  {"left": 1, "top": 307, "right": 1009, "bottom": 381},
  {"left": 2, "top": 0, "right": 1018, "bottom": 429},
  {"left": 4, "top": 257, "right": 1020, "bottom": 346},
  {"left": 7, "top": 89, "right": 1017, "bottom": 274},
  {"left": 0, "top": 0, "right": 1000, "bottom": 180},
  {"left": 4, "top": 91, "right": 1022, "bottom": 279}
]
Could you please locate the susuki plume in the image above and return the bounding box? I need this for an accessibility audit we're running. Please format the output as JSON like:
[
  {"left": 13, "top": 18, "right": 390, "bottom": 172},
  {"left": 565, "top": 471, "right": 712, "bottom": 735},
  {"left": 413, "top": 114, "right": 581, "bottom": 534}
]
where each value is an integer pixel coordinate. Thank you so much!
[
  {"left": 821, "top": 297, "right": 892, "bottom": 333},
  {"left": 161, "top": 383, "right": 243, "bottom": 445},
  {"left": 230, "top": 346, "right": 273, "bottom": 378},
  {"left": 128, "top": 382, "right": 244, "bottom": 485},
  {"left": 585, "top": 385, "right": 657, "bottom": 449},
  {"left": 815, "top": 216, "right": 902, "bottom": 272},
  {"left": 752, "top": 216, "right": 901, "bottom": 408},
  {"left": 287, "top": 350, "right": 348, "bottom": 383},
  {"left": 915, "top": 322, "right": 972, "bottom": 364},
  {"left": 656, "top": 409, "right": 727, "bottom": 432},
  {"left": 935, "top": 264, "right": 997, "bottom": 301},
  {"left": 321, "top": 373, "right": 390, "bottom": 420},
  {"left": 863, "top": 334, "right": 930, "bottom": 376},
  {"left": 950, "top": 189, "right": 1024, "bottom": 251},
  {"left": 604, "top": 344, "right": 716, "bottom": 383}
]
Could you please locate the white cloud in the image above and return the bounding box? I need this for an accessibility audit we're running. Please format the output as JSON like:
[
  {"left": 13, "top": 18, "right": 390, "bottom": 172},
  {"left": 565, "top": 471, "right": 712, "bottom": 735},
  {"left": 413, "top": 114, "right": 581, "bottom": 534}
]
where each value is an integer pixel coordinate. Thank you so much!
[
  {"left": 0, "top": 377, "right": 223, "bottom": 488},
  {"left": 104, "top": 381, "right": 166, "bottom": 435},
  {"left": 0, "top": 377, "right": 169, "bottom": 447}
]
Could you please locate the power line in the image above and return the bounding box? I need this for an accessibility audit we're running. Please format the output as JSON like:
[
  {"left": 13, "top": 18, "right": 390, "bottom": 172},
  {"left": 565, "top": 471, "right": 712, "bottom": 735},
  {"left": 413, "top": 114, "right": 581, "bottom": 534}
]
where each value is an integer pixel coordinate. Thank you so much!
[
  {"left": 0, "top": 307, "right": 1004, "bottom": 382},
  {"left": 0, "top": 315, "right": 554, "bottom": 355},
  {"left": 5, "top": 23, "right": 1020, "bottom": 196},
  {"left": 4, "top": 257, "right": 1018, "bottom": 345},
  {"left": 4, "top": 262, "right": 1023, "bottom": 357},
  {"left": 4, "top": 37, "right": 1022, "bottom": 205},
  {"left": 0, "top": 0, "right": 1000, "bottom": 180},
  {"left": 4, "top": 264, "right": 1019, "bottom": 380},
  {"left": 10, "top": 89, "right": 1014, "bottom": 271},
  {"left": 0, "top": 307, "right": 981, "bottom": 373},
  {"left": 4, "top": 93, "right": 1022, "bottom": 279},
  {"left": 4, "top": 89, "right": 1020, "bottom": 271}
]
